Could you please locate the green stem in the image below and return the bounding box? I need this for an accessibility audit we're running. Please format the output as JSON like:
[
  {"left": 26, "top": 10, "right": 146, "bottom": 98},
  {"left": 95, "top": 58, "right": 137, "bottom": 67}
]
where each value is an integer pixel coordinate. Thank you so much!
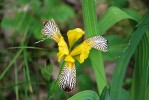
[
  {"left": 82, "top": 0, "right": 107, "bottom": 94},
  {"left": 0, "top": 49, "right": 23, "bottom": 80},
  {"left": 47, "top": 80, "right": 51, "bottom": 100},
  {"left": 23, "top": 48, "right": 33, "bottom": 93},
  {"left": 15, "top": 63, "right": 19, "bottom": 100},
  {"left": 47, "top": 60, "right": 64, "bottom": 100},
  {"left": 23, "top": 67, "right": 28, "bottom": 100}
]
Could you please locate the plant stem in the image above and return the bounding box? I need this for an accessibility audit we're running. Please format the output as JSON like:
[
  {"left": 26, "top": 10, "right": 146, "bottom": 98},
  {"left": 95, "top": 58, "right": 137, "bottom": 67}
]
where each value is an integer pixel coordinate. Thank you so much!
[{"left": 82, "top": 0, "right": 107, "bottom": 94}]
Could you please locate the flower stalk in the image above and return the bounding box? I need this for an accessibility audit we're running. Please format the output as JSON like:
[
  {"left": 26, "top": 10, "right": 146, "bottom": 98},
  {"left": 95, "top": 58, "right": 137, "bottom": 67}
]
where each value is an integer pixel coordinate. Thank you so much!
[{"left": 82, "top": 0, "right": 107, "bottom": 94}]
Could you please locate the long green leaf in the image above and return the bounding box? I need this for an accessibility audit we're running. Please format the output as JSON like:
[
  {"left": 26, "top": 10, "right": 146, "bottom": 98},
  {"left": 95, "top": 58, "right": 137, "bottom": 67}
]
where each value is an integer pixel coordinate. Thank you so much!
[
  {"left": 120, "top": 88, "right": 130, "bottom": 100},
  {"left": 98, "top": 6, "right": 138, "bottom": 35},
  {"left": 100, "top": 86, "right": 109, "bottom": 100},
  {"left": 110, "top": 12, "right": 149, "bottom": 100},
  {"left": 82, "top": 0, "right": 107, "bottom": 94},
  {"left": 131, "top": 32, "right": 149, "bottom": 100},
  {"left": 68, "top": 90, "right": 99, "bottom": 100}
]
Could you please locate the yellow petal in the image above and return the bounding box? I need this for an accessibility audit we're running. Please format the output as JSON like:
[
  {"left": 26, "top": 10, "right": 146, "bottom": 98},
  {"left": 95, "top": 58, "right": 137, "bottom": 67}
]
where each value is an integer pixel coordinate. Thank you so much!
[
  {"left": 76, "top": 50, "right": 90, "bottom": 63},
  {"left": 70, "top": 41, "right": 91, "bottom": 63},
  {"left": 65, "top": 55, "right": 75, "bottom": 63},
  {"left": 57, "top": 52, "right": 65, "bottom": 62},
  {"left": 66, "top": 62, "right": 75, "bottom": 70},
  {"left": 67, "top": 28, "right": 85, "bottom": 48},
  {"left": 57, "top": 36, "right": 69, "bottom": 62}
]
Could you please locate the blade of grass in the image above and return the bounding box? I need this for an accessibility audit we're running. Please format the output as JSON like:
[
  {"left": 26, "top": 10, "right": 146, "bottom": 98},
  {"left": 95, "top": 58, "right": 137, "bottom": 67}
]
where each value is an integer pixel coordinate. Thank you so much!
[
  {"left": 100, "top": 86, "right": 109, "bottom": 100},
  {"left": 145, "top": 86, "right": 149, "bottom": 100},
  {"left": 0, "top": 11, "right": 28, "bottom": 80},
  {"left": 8, "top": 46, "right": 49, "bottom": 50},
  {"left": 131, "top": 32, "right": 149, "bottom": 100},
  {"left": 48, "top": 60, "right": 64, "bottom": 100},
  {"left": 82, "top": 0, "right": 107, "bottom": 94},
  {"left": 23, "top": 67, "right": 28, "bottom": 100},
  {"left": 23, "top": 48, "right": 33, "bottom": 94},
  {"left": 97, "top": 6, "right": 139, "bottom": 35},
  {"left": 22, "top": 26, "right": 33, "bottom": 99},
  {"left": 123, "top": 9, "right": 142, "bottom": 21},
  {"left": 0, "top": 49, "right": 23, "bottom": 80},
  {"left": 14, "top": 63, "right": 19, "bottom": 100},
  {"left": 110, "top": 12, "right": 149, "bottom": 100}
]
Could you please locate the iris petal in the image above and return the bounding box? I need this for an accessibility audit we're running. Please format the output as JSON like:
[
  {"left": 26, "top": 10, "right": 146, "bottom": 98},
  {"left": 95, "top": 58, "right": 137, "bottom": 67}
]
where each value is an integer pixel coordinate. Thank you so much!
[
  {"left": 86, "top": 36, "right": 108, "bottom": 52},
  {"left": 65, "top": 55, "right": 75, "bottom": 63},
  {"left": 70, "top": 41, "right": 91, "bottom": 63},
  {"left": 41, "top": 19, "right": 61, "bottom": 42},
  {"left": 57, "top": 36, "right": 69, "bottom": 62},
  {"left": 67, "top": 28, "right": 85, "bottom": 48},
  {"left": 59, "top": 62, "right": 76, "bottom": 92}
]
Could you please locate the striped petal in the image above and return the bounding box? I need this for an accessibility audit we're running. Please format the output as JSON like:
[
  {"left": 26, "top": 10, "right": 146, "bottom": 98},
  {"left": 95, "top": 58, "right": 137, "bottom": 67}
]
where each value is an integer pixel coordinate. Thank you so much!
[
  {"left": 86, "top": 36, "right": 108, "bottom": 52},
  {"left": 41, "top": 19, "right": 61, "bottom": 42},
  {"left": 58, "top": 62, "right": 76, "bottom": 92}
]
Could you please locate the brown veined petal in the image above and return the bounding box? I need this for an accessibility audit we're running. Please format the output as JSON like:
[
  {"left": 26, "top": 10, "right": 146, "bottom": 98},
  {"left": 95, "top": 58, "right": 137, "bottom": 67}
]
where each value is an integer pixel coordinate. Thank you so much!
[
  {"left": 58, "top": 62, "right": 76, "bottom": 92},
  {"left": 41, "top": 19, "right": 61, "bottom": 42},
  {"left": 86, "top": 36, "right": 108, "bottom": 52}
]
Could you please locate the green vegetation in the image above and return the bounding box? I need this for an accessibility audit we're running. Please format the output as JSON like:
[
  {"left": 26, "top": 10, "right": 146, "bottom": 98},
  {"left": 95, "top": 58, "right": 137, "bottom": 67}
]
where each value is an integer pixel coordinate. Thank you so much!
[{"left": 0, "top": 0, "right": 149, "bottom": 100}]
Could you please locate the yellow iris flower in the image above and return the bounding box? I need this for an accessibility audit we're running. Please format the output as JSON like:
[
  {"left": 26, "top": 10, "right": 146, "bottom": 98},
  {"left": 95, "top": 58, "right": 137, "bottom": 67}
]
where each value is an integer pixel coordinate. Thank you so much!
[
  {"left": 57, "top": 28, "right": 86, "bottom": 65},
  {"left": 41, "top": 19, "right": 108, "bottom": 92}
]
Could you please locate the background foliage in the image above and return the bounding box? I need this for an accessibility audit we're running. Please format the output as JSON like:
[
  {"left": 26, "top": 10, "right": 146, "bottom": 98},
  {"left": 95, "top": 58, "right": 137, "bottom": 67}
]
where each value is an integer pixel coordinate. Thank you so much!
[{"left": 0, "top": 0, "right": 149, "bottom": 100}]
